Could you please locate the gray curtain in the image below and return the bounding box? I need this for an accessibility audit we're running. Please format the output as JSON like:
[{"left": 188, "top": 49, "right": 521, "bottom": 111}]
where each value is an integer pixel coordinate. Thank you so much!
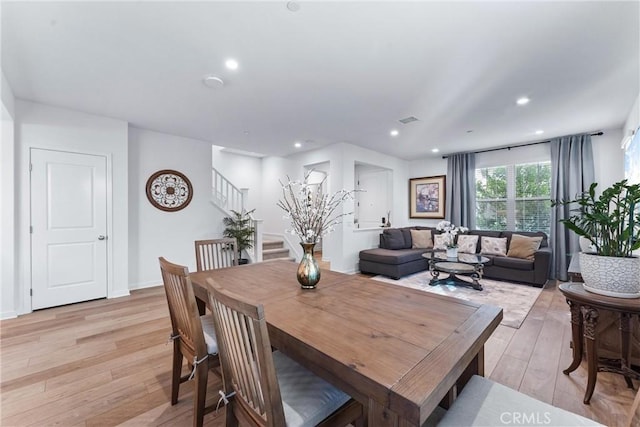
[
  {"left": 446, "top": 153, "right": 476, "bottom": 228},
  {"left": 550, "top": 134, "right": 595, "bottom": 281}
]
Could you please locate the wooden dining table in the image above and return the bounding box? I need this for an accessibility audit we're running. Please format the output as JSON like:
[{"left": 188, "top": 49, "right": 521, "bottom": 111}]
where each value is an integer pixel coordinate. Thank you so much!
[{"left": 190, "top": 260, "right": 502, "bottom": 426}]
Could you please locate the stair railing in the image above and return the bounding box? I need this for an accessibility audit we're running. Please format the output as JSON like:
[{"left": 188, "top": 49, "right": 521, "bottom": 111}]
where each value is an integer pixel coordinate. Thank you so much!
[{"left": 211, "top": 167, "right": 263, "bottom": 263}]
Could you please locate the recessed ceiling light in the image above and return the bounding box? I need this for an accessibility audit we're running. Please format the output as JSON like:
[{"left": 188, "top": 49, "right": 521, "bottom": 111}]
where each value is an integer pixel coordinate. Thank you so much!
[
  {"left": 287, "top": 1, "right": 300, "bottom": 12},
  {"left": 535, "top": 130, "right": 544, "bottom": 135},
  {"left": 294, "top": 142, "right": 302, "bottom": 148},
  {"left": 225, "top": 59, "right": 239, "bottom": 70},
  {"left": 432, "top": 148, "right": 439, "bottom": 153},
  {"left": 516, "top": 97, "right": 530, "bottom": 105},
  {"left": 390, "top": 129, "right": 399, "bottom": 137},
  {"left": 202, "top": 75, "right": 224, "bottom": 89}
]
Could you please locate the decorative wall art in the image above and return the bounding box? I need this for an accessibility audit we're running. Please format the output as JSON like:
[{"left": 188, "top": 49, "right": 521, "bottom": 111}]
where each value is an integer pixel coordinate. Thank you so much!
[
  {"left": 409, "top": 175, "right": 446, "bottom": 219},
  {"left": 145, "top": 169, "right": 193, "bottom": 212}
]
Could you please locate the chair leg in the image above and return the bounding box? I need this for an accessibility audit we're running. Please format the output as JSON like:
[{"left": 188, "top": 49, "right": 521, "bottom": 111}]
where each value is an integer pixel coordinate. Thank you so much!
[
  {"left": 193, "top": 363, "right": 209, "bottom": 427},
  {"left": 171, "top": 343, "right": 183, "bottom": 405},
  {"left": 225, "top": 403, "right": 239, "bottom": 427}
]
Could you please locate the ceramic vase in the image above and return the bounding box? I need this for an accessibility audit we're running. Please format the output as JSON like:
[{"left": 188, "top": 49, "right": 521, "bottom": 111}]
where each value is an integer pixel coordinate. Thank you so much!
[
  {"left": 297, "top": 242, "right": 321, "bottom": 289},
  {"left": 446, "top": 247, "right": 458, "bottom": 259},
  {"left": 580, "top": 252, "right": 640, "bottom": 298}
]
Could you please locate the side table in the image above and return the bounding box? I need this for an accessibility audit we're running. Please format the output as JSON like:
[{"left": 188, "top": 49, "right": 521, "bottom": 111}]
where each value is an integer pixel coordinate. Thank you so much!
[{"left": 559, "top": 283, "right": 640, "bottom": 404}]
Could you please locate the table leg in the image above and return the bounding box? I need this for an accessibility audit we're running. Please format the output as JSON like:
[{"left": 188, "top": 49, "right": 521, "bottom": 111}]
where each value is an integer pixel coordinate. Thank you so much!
[
  {"left": 620, "top": 312, "right": 634, "bottom": 389},
  {"left": 563, "top": 299, "right": 583, "bottom": 375},
  {"left": 581, "top": 305, "right": 599, "bottom": 404},
  {"left": 368, "top": 398, "right": 416, "bottom": 427}
]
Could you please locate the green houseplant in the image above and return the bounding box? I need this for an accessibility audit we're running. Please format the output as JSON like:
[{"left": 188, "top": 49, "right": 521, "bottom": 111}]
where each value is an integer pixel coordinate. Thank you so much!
[
  {"left": 555, "top": 179, "right": 640, "bottom": 297},
  {"left": 222, "top": 209, "right": 255, "bottom": 264}
]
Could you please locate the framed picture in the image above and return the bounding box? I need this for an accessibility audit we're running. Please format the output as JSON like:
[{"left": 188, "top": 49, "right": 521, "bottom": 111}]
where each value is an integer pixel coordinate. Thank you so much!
[{"left": 409, "top": 175, "right": 446, "bottom": 219}]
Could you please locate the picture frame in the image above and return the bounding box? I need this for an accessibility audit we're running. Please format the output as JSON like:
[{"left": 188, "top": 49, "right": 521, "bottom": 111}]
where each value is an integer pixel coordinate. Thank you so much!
[{"left": 409, "top": 175, "right": 446, "bottom": 219}]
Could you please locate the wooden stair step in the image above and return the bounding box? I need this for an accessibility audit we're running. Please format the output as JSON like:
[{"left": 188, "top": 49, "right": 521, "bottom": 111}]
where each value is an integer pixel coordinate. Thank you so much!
[
  {"left": 262, "top": 239, "right": 284, "bottom": 250},
  {"left": 262, "top": 248, "right": 290, "bottom": 261}
]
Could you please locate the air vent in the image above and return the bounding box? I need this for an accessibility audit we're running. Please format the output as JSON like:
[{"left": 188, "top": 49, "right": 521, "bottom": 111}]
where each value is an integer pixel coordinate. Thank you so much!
[{"left": 399, "top": 116, "right": 419, "bottom": 124}]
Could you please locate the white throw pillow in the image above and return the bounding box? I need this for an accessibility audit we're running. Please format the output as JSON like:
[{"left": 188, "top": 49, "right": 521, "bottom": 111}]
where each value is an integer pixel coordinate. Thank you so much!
[
  {"left": 480, "top": 236, "right": 508, "bottom": 256},
  {"left": 433, "top": 234, "right": 448, "bottom": 250},
  {"left": 457, "top": 235, "right": 479, "bottom": 254}
]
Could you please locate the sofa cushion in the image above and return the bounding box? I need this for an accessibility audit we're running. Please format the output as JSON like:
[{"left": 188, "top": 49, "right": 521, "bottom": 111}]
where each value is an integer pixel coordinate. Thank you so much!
[
  {"left": 400, "top": 228, "right": 413, "bottom": 248},
  {"left": 507, "top": 234, "right": 543, "bottom": 260},
  {"left": 470, "top": 230, "right": 501, "bottom": 252},
  {"left": 493, "top": 256, "right": 534, "bottom": 271},
  {"left": 433, "top": 234, "right": 449, "bottom": 250},
  {"left": 457, "top": 235, "right": 479, "bottom": 254},
  {"left": 501, "top": 230, "right": 548, "bottom": 248},
  {"left": 480, "top": 236, "right": 508, "bottom": 256},
  {"left": 410, "top": 229, "right": 433, "bottom": 249},
  {"left": 359, "top": 248, "right": 427, "bottom": 265},
  {"left": 380, "top": 229, "right": 406, "bottom": 249}
]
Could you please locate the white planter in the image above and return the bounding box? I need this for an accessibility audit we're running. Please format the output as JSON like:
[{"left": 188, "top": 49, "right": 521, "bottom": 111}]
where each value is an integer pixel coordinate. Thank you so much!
[
  {"left": 446, "top": 247, "right": 458, "bottom": 259},
  {"left": 580, "top": 252, "right": 640, "bottom": 298}
]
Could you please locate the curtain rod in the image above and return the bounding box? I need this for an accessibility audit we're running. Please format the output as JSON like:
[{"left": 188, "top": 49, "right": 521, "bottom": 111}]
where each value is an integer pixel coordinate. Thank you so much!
[{"left": 441, "top": 131, "right": 604, "bottom": 159}]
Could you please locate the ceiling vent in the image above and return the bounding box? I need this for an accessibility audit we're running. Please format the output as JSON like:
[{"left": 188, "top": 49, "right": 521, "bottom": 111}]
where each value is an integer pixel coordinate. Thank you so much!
[{"left": 399, "top": 116, "right": 419, "bottom": 124}]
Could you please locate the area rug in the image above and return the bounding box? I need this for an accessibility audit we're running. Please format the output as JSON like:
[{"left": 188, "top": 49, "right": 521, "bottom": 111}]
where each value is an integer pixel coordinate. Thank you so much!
[{"left": 372, "top": 271, "right": 543, "bottom": 328}]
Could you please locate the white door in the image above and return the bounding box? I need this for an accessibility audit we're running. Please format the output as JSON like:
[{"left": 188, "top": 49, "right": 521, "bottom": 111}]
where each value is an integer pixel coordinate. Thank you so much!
[
  {"left": 31, "top": 149, "right": 108, "bottom": 309},
  {"left": 356, "top": 170, "right": 389, "bottom": 228}
]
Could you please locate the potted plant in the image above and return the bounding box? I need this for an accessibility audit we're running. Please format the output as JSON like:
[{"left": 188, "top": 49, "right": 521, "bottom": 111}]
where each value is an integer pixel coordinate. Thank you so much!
[
  {"left": 222, "top": 209, "right": 256, "bottom": 264},
  {"left": 555, "top": 180, "right": 640, "bottom": 297}
]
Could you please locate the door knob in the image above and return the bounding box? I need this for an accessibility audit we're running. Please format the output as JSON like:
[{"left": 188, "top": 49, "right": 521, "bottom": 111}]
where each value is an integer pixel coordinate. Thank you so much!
[{"left": 98, "top": 235, "right": 106, "bottom": 240}]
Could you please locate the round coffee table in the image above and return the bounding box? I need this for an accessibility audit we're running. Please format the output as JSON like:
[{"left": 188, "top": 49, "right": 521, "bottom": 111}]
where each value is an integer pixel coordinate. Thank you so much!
[{"left": 422, "top": 251, "right": 489, "bottom": 291}]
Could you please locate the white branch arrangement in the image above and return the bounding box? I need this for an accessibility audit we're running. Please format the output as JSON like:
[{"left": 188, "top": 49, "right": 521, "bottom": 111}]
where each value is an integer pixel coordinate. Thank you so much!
[
  {"left": 277, "top": 171, "right": 358, "bottom": 244},
  {"left": 436, "top": 220, "right": 469, "bottom": 248}
]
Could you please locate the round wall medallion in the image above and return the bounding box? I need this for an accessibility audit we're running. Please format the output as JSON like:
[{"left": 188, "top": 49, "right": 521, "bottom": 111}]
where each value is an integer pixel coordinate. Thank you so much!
[{"left": 145, "top": 169, "right": 193, "bottom": 212}]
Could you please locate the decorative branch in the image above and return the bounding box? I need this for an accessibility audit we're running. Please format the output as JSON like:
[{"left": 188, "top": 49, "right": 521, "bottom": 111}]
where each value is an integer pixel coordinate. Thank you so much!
[{"left": 277, "top": 171, "right": 358, "bottom": 243}]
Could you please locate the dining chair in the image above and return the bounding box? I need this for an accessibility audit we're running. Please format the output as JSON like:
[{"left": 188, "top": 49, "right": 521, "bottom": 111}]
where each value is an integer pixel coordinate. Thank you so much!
[
  {"left": 195, "top": 238, "right": 239, "bottom": 271},
  {"left": 424, "top": 375, "right": 605, "bottom": 426},
  {"left": 206, "top": 278, "right": 364, "bottom": 427},
  {"left": 159, "top": 257, "right": 220, "bottom": 427}
]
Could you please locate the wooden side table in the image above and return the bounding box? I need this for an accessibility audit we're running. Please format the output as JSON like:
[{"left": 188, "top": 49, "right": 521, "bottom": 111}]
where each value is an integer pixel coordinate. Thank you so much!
[{"left": 559, "top": 283, "right": 640, "bottom": 404}]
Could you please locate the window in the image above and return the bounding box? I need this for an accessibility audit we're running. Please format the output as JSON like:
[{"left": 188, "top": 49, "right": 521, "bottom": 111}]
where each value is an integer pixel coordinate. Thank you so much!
[{"left": 475, "top": 161, "right": 551, "bottom": 234}]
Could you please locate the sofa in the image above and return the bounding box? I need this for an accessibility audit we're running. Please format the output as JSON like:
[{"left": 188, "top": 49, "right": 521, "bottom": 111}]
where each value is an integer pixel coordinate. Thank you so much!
[{"left": 358, "top": 227, "right": 551, "bottom": 287}]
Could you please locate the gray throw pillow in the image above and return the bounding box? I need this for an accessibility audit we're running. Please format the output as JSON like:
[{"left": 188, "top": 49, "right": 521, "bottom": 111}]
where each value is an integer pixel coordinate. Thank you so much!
[{"left": 383, "top": 229, "right": 406, "bottom": 249}]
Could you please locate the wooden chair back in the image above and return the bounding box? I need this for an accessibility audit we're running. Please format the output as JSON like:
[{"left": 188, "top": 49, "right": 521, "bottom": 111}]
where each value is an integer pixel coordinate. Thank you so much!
[
  {"left": 207, "top": 279, "right": 286, "bottom": 427},
  {"left": 159, "top": 257, "right": 207, "bottom": 360},
  {"left": 195, "top": 238, "right": 239, "bottom": 272}
]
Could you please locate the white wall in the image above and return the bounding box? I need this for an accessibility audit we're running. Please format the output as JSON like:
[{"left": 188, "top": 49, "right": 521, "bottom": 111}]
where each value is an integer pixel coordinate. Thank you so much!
[
  {"left": 15, "top": 100, "right": 129, "bottom": 314},
  {"left": 592, "top": 128, "right": 624, "bottom": 191},
  {"left": 623, "top": 93, "right": 639, "bottom": 143},
  {"left": 261, "top": 143, "right": 409, "bottom": 274},
  {"left": 1, "top": 71, "right": 15, "bottom": 118},
  {"left": 128, "top": 127, "right": 224, "bottom": 288},
  {"left": 1, "top": 71, "right": 17, "bottom": 318}
]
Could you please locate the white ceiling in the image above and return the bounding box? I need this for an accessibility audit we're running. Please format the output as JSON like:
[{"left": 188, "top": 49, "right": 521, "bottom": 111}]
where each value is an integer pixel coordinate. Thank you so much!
[{"left": 2, "top": 1, "right": 638, "bottom": 159}]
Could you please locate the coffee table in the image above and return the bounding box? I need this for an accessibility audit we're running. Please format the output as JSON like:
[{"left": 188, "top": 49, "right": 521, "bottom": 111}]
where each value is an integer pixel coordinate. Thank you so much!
[{"left": 422, "top": 251, "right": 489, "bottom": 291}]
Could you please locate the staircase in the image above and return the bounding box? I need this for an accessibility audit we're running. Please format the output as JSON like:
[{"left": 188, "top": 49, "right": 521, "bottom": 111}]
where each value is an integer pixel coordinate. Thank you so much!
[
  {"left": 211, "top": 167, "right": 263, "bottom": 263},
  {"left": 262, "top": 239, "right": 293, "bottom": 261}
]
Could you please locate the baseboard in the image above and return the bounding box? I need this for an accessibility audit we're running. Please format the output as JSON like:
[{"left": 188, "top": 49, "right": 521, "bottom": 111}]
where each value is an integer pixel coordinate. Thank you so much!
[
  {"left": 108, "top": 289, "right": 131, "bottom": 299},
  {"left": 1, "top": 310, "right": 18, "bottom": 320},
  {"left": 128, "top": 280, "right": 162, "bottom": 291}
]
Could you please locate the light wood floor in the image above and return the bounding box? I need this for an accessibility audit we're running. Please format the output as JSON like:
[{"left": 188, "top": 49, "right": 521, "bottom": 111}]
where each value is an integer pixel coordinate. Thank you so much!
[{"left": 0, "top": 279, "right": 634, "bottom": 426}]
